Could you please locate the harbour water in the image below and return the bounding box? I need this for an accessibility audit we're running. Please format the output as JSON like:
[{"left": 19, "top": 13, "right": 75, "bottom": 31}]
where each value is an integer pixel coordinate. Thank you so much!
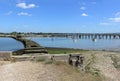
[
  {"left": 1, "top": 37, "right": 120, "bottom": 51},
  {"left": 0, "top": 37, "right": 24, "bottom": 51}
]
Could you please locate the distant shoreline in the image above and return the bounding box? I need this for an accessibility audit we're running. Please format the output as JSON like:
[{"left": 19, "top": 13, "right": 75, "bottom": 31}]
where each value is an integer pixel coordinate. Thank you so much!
[{"left": 0, "top": 51, "right": 12, "bottom": 53}]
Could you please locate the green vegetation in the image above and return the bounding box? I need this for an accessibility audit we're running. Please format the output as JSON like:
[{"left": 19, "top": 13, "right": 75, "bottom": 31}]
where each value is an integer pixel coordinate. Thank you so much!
[
  {"left": 47, "top": 47, "right": 88, "bottom": 54},
  {"left": 110, "top": 55, "right": 120, "bottom": 70},
  {"left": 11, "top": 31, "right": 18, "bottom": 36}
]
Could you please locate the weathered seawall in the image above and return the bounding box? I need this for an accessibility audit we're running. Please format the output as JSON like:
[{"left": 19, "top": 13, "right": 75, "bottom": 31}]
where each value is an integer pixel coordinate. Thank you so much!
[
  {"left": 12, "top": 36, "right": 41, "bottom": 48},
  {"left": 11, "top": 36, "right": 48, "bottom": 55}
]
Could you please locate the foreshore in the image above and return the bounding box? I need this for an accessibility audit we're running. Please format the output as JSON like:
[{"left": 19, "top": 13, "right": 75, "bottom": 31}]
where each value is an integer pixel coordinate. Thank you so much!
[
  {"left": 0, "top": 48, "right": 120, "bottom": 81},
  {"left": 46, "top": 47, "right": 120, "bottom": 54},
  {"left": 1, "top": 47, "right": 120, "bottom": 54}
]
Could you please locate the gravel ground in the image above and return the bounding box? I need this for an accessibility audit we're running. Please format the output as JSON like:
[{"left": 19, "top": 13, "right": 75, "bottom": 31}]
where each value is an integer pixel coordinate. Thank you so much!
[{"left": 0, "top": 61, "right": 61, "bottom": 81}]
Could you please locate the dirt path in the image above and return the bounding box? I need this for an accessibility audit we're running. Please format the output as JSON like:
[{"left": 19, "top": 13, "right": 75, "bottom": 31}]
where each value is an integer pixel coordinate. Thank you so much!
[
  {"left": 0, "top": 61, "right": 61, "bottom": 81},
  {"left": 0, "top": 60, "right": 101, "bottom": 81}
]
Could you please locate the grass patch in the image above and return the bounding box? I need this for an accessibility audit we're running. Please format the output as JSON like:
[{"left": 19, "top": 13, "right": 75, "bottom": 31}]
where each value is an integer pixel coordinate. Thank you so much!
[
  {"left": 46, "top": 47, "right": 88, "bottom": 54},
  {"left": 36, "top": 57, "right": 46, "bottom": 62}
]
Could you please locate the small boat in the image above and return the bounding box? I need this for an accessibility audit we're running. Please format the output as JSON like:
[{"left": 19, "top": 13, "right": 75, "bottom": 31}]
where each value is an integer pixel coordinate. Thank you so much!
[
  {"left": 73, "top": 38, "right": 78, "bottom": 43},
  {"left": 92, "top": 38, "right": 97, "bottom": 42}
]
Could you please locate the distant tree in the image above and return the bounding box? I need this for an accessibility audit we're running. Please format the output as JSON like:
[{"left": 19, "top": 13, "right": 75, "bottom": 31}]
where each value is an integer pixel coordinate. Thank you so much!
[{"left": 11, "top": 31, "right": 18, "bottom": 36}]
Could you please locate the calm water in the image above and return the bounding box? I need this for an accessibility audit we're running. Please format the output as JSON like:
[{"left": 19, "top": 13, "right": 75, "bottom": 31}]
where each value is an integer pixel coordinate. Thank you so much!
[
  {"left": 0, "top": 37, "right": 24, "bottom": 51},
  {"left": 31, "top": 37, "right": 120, "bottom": 51},
  {"left": 1, "top": 37, "right": 120, "bottom": 51}
]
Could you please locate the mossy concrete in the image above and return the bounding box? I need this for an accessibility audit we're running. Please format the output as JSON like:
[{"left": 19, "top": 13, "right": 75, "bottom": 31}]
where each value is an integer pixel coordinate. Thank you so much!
[
  {"left": 11, "top": 36, "right": 48, "bottom": 55},
  {"left": 12, "top": 36, "right": 41, "bottom": 48}
]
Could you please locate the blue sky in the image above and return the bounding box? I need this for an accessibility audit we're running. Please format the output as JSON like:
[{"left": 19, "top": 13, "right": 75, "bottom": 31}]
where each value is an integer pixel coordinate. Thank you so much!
[{"left": 0, "top": 0, "right": 120, "bottom": 33}]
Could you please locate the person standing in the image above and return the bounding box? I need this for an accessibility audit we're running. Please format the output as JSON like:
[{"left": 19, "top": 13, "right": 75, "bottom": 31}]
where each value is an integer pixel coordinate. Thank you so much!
[{"left": 68, "top": 54, "right": 73, "bottom": 66}]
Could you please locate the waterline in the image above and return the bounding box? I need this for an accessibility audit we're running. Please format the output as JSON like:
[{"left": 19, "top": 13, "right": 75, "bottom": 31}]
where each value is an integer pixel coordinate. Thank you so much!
[{"left": 1, "top": 37, "right": 120, "bottom": 51}]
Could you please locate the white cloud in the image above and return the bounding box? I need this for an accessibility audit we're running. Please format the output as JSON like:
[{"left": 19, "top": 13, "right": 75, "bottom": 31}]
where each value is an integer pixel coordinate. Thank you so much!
[
  {"left": 108, "top": 12, "right": 120, "bottom": 22},
  {"left": 100, "top": 22, "right": 110, "bottom": 25},
  {"left": 16, "top": 2, "right": 36, "bottom": 9},
  {"left": 80, "top": 6, "right": 86, "bottom": 10},
  {"left": 109, "top": 17, "right": 120, "bottom": 22},
  {"left": 18, "top": 12, "right": 32, "bottom": 16},
  {"left": 5, "top": 11, "right": 13, "bottom": 15},
  {"left": 81, "top": 13, "right": 88, "bottom": 16}
]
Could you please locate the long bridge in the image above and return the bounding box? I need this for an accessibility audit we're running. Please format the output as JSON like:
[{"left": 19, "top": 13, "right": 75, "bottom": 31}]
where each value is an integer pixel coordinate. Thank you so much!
[
  {"left": 66, "top": 33, "right": 120, "bottom": 39},
  {"left": 35, "top": 33, "right": 120, "bottom": 39},
  {"left": 1, "top": 33, "right": 120, "bottom": 39}
]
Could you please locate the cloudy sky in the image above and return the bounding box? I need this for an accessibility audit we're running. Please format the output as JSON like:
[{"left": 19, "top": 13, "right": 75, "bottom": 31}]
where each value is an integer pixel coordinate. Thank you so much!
[{"left": 0, "top": 0, "right": 120, "bottom": 33}]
